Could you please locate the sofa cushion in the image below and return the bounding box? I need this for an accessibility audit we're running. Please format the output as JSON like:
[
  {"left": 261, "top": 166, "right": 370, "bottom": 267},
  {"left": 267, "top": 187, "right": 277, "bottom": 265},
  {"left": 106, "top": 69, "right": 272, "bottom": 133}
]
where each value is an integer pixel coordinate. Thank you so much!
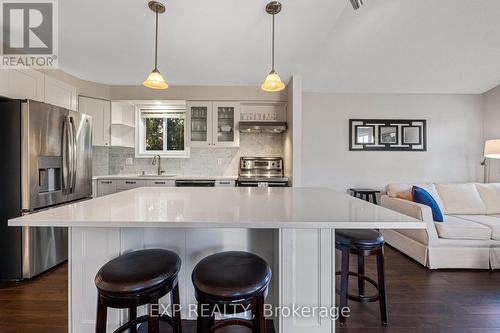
[
  {"left": 475, "top": 183, "right": 500, "bottom": 215},
  {"left": 386, "top": 183, "right": 446, "bottom": 213},
  {"left": 412, "top": 186, "right": 444, "bottom": 222},
  {"left": 435, "top": 184, "right": 486, "bottom": 215},
  {"left": 434, "top": 215, "right": 491, "bottom": 240},
  {"left": 453, "top": 215, "right": 500, "bottom": 240}
]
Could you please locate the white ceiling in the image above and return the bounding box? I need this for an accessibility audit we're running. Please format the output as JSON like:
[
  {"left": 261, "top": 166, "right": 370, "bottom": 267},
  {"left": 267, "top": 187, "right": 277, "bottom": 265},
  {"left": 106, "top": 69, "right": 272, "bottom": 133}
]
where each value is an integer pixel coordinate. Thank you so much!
[{"left": 59, "top": 0, "right": 500, "bottom": 94}]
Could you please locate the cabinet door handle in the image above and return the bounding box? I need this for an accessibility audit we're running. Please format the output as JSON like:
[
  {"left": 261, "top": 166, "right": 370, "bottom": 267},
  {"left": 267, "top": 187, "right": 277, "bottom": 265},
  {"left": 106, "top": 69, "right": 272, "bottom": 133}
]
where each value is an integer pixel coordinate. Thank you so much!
[
  {"left": 101, "top": 181, "right": 112, "bottom": 184},
  {"left": 155, "top": 182, "right": 166, "bottom": 185},
  {"left": 125, "top": 181, "right": 136, "bottom": 184},
  {"left": 219, "top": 181, "right": 231, "bottom": 185}
]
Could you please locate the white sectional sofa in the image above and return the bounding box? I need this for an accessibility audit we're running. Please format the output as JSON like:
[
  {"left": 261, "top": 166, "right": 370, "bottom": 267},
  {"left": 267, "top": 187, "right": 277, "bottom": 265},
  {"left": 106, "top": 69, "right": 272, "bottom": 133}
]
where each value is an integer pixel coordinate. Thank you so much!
[{"left": 380, "top": 183, "right": 500, "bottom": 269}]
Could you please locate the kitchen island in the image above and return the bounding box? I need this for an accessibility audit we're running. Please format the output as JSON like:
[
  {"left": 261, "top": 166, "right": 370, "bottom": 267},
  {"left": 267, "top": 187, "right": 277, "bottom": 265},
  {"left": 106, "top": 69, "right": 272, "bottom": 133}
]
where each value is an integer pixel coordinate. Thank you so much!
[{"left": 9, "top": 187, "right": 424, "bottom": 333}]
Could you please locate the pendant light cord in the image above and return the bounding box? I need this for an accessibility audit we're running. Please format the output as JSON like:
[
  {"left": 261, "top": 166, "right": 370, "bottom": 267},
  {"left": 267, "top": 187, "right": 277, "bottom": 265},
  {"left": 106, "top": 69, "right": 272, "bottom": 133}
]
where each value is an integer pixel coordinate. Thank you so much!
[
  {"left": 272, "top": 13, "right": 275, "bottom": 71},
  {"left": 154, "top": 8, "right": 159, "bottom": 70}
]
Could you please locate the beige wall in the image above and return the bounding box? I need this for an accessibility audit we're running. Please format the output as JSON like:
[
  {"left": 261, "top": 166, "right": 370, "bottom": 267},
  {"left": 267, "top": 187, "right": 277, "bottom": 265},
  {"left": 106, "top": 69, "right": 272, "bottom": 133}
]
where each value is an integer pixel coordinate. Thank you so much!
[
  {"left": 483, "top": 85, "right": 500, "bottom": 182},
  {"left": 301, "top": 93, "right": 485, "bottom": 191},
  {"left": 110, "top": 85, "right": 287, "bottom": 102}
]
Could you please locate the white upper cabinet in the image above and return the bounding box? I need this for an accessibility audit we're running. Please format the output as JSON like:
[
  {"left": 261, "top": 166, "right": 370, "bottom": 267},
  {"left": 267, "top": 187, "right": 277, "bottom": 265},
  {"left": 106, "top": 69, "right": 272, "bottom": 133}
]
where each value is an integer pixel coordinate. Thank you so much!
[
  {"left": 0, "top": 69, "right": 44, "bottom": 102},
  {"left": 212, "top": 102, "right": 240, "bottom": 147},
  {"left": 111, "top": 101, "right": 135, "bottom": 148},
  {"left": 187, "top": 101, "right": 240, "bottom": 148},
  {"left": 44, "top": 75, "right": 78, "bottom": 111},
  {"left": 79, "top": 96, "right": 111, "bottom": 147},
  {"left": 187, "top": 101, "right": 213, "bottom": 148}
]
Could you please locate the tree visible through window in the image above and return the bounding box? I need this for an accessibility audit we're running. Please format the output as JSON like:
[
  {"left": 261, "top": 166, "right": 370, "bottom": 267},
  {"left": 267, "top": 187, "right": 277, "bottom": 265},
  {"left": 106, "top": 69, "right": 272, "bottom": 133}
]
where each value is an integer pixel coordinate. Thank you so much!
[
  {"left": 139, "top": 107, "right": 187, "bottom": 157},
  {"left": 166, "top": 118, "right": 184, "bottom": 150},
  {"left": 145, "top": 118, "right": 164, "bottom": 151}
]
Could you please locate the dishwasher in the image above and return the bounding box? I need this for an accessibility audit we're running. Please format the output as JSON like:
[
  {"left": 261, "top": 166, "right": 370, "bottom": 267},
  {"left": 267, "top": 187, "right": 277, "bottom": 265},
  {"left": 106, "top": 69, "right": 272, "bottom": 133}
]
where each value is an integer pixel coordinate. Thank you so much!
[{"left": 175, "top": 180, "right": 216, "bottom": 187}]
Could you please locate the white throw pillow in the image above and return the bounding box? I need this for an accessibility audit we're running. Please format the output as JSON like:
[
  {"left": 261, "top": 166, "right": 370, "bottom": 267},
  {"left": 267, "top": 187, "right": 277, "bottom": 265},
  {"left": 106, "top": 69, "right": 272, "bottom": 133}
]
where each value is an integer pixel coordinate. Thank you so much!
[
  {"left": 386, "top": 183, "right": 446, "bottom": 214},
  {"left": 386, "top": 183, "right": 412, "bottom": 200},
  {"left": 436, "top": 183, "right": 486, "bottom": 215},
  {"left": 475, "top": 183, "right": 500, "bottom": 215}
]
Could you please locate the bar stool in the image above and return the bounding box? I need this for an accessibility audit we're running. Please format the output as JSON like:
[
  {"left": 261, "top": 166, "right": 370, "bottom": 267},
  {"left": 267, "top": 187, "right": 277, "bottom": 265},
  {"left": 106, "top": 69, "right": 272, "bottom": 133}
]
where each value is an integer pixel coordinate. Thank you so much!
[
  {"left": 192, "top": 251, "right": 271, "bottom": 333},
  {"left": 95, "top": 249, "right": 182, "bottom": 333},
  {"left": 335, "top": 229, "right": 388, "bottom": 326}
]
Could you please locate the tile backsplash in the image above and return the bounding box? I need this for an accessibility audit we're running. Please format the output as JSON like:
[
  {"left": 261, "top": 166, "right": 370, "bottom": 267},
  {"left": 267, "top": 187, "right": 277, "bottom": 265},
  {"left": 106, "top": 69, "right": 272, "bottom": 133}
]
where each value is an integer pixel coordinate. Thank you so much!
[{"left": 93, "top": 133, "right": 283, "bottom": 177}]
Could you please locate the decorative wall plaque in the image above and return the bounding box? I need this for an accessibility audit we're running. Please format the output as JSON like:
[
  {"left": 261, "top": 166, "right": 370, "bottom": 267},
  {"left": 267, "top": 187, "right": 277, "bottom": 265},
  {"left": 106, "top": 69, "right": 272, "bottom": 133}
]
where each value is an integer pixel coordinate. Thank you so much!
[{"left": 349, "top": 119, "right": 427, "bottom": 151}]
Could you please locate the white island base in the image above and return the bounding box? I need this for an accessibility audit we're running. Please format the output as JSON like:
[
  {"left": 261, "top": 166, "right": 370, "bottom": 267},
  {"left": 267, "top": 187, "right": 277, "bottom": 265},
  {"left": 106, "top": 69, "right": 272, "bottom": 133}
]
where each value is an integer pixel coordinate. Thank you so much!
[
  {"left": 70, "top": 227, "right": 335, "bottom": 333},
  {"left": 9, "top": 187, "right": 423, "bottom": 333}
]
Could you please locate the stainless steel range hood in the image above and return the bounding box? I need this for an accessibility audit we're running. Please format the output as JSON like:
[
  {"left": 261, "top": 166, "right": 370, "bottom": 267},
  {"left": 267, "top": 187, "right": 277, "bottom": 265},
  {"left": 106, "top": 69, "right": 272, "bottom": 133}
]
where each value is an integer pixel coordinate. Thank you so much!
[{"left": 239, "top": 121, "right": 287, "bottom": 133}]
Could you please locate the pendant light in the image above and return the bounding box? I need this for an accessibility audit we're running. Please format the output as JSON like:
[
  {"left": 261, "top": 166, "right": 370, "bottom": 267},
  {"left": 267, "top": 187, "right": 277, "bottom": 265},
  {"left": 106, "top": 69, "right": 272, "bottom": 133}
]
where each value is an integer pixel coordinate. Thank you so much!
[
  {"left": 261, "top": 1, "right": 285, "bottom": 92},
  {"left": 143, "top": 1, "right": 168, "bottom": 90}
]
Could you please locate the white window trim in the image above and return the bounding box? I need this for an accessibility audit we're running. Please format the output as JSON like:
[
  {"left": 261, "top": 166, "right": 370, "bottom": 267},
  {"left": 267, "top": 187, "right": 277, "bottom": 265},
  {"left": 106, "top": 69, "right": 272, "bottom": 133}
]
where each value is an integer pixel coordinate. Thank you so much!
[{"left": 135, "top": 104, "right": 190, "bottom": 158}]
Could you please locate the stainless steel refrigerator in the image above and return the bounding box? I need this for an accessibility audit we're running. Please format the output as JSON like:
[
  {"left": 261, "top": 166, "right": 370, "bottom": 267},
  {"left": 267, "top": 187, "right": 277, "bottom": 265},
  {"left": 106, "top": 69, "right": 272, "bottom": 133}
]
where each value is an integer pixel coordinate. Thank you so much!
[{"left": 0, "top": 99, "right": 92, "bottom": 281}]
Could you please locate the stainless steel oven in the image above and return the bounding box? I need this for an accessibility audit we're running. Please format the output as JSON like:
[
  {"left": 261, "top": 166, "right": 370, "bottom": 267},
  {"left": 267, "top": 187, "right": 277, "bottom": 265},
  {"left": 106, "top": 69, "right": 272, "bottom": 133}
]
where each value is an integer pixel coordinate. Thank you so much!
[{"left": 237, "top": 157, "right": 289, "bottom": 187}]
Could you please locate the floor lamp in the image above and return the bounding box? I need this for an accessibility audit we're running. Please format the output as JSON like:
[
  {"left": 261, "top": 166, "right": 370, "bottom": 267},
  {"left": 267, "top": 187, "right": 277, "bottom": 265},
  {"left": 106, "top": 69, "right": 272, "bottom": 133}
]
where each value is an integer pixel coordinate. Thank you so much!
[{"left": 481, "top": 139, "right": 500, "bottom": 183}]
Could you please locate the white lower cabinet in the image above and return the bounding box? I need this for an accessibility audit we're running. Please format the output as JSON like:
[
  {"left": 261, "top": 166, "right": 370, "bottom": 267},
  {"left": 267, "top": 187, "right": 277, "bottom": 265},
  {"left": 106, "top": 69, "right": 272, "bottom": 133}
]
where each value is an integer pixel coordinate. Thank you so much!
[
  {"left": 146, "top": 180, "right": 176, "bottom": 187},
  {"left": 115, "top": 179, "right": 146, "bottom": 192},
  {"left": 215, "top": 180, "right": 236, "bottom": 187},
  {"left": 96, "top": 180, "right": 116, "bottom": 197},
  {"left": 96, "top": 178, "right": 236, "bottom": 197}
]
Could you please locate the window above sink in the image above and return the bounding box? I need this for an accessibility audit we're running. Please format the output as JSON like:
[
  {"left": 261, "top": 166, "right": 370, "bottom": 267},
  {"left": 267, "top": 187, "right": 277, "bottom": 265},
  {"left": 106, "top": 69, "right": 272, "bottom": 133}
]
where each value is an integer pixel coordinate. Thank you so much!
[{"left": 135, "top": 101, "right": 190, "bottom": 158}]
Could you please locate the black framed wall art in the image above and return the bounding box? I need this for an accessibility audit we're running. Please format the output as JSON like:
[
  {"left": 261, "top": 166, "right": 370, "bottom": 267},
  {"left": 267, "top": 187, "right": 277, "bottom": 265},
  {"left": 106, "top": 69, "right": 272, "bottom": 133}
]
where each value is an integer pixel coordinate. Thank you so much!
[{"left": 349, "top": 119, "right": 427, "bottom": 151}]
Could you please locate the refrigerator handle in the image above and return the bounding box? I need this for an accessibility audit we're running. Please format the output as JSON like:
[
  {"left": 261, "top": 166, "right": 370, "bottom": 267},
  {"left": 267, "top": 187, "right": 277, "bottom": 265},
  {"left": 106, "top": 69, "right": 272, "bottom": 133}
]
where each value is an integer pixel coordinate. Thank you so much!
[
  {"left": 70, "top": 117, "right": 77, "bottom": 193},
  {"left": 62, "top": 117, "right": 71, "bottom": 194},
  {"left": 67, "top": 116, "right": 75, "bottom": 194}
]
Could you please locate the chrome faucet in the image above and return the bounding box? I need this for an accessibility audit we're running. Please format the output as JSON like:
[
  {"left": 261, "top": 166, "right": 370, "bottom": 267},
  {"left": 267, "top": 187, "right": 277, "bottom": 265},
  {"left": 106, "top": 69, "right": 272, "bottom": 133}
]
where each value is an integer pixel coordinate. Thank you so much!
[{"left": 151, "top": 155, "right": 163, "bottom": 176}]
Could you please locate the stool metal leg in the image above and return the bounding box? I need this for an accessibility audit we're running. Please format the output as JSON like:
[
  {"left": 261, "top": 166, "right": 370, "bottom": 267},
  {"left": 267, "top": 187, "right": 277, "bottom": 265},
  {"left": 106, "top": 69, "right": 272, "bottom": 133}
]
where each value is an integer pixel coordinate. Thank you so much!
[
  {"left": 357, "top": 255, "right": 365, "bottom": 297},
  {"left": 149, "top": 294, "right": 160, "bottom": 333},
  {"left": 376, "top": 249, "right": 388, "bottom": 326},
  {"left": 95, "top": 295, "right": 108, "bottom": 333},
  {"left": 129, "top": 307, "right": 137, "bottom": 333},
  {"left": 171, "top": 284, "right": 182, "bottom": 333},
  {"left": 339, "top": 248, "right": 350, "bottom": 325}
]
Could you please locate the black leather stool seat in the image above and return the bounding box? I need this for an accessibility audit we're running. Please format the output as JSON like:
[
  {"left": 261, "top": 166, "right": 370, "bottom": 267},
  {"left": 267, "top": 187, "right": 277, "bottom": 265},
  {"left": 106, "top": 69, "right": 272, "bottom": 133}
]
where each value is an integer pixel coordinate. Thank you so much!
[
  {"left": 95, "top": 249, "right": 181, "bottom": 296},
  {"left": 336, "top": 229, "right": 384, "bottom": 249},
  {"left": 192, "top": 251, "right": 272, "bottom": 299}
]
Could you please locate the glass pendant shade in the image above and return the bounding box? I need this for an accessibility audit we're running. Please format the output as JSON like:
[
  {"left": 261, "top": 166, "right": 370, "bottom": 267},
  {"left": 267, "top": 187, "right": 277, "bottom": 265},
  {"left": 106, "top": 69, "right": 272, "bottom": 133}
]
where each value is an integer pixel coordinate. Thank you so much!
[
  {"left": 144, "top": 1, "right": 168, "bottom": 90},
  {"left": 143, "top": 69, "right": 168, "bottom": 90},
  {"left": 261, "top": 70, "right": 285, "bottom": 92}
]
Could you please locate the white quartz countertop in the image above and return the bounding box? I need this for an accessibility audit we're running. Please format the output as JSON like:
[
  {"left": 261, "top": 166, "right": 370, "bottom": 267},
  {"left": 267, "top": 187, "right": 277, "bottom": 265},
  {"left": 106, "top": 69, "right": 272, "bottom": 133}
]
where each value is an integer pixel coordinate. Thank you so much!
[
  {"left": 92, "top": 174, "right": 238, "bottom": 181},
  {"left": 10, "top": 187, "right": 424, "bottom": 229}
]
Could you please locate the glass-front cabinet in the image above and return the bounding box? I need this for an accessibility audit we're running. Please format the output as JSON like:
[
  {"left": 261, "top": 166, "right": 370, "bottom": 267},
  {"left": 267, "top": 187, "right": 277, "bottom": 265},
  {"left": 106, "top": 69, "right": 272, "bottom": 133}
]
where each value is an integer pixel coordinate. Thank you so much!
[
  {"left": 187, "top": 101, "right": 240, "bottom": 148},
  {"left": 212, "top": 102, "right": 240, "bottom": 147},
  {"left": 187, "top": 102, "right": 213, "bottom": 147}
]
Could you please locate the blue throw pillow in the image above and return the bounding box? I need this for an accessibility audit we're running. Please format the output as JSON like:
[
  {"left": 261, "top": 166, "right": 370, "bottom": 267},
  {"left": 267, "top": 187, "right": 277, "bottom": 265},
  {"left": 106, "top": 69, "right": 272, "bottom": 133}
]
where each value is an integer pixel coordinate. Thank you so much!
[{"left": 412, "top": 186, "right": 444, "bottom": 222}]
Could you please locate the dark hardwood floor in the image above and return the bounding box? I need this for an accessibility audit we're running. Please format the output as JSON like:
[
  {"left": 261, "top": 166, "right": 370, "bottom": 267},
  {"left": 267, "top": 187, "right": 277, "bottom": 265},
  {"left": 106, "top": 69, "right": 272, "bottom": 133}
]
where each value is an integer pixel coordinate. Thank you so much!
[
  {"left": 1, "top": 246, "right": 500, "bottom": 333},
  {"left": 0, "top": 263, "right": 67, "bottom": 333},
  {"left": 337, "top": 246, "right": 500, "bottom": 333}
]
